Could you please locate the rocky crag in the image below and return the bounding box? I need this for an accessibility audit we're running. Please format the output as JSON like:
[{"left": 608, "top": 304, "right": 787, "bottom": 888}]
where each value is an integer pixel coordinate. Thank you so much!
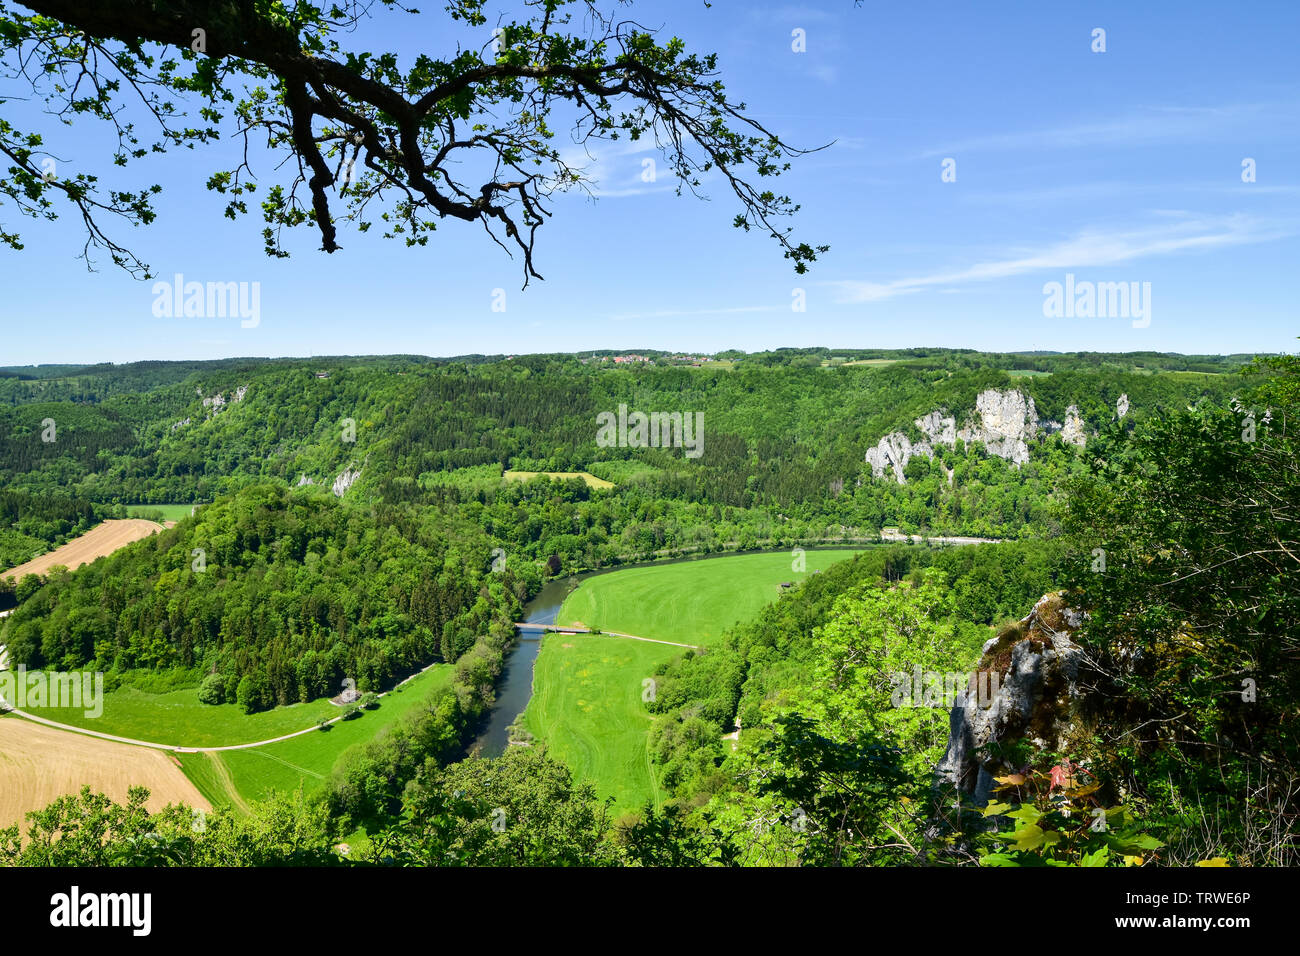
[
  {"left": 865, "top": 388, "right": 1086, "bottom": 483},
  {"left": 934, "top": 591, "right": 1090, "bottom": 804}
]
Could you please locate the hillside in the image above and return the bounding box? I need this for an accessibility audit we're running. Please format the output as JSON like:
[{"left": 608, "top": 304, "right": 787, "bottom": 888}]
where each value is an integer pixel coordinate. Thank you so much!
[{"left": 0, "top": 350, "right": 1243, "bottom": 560}]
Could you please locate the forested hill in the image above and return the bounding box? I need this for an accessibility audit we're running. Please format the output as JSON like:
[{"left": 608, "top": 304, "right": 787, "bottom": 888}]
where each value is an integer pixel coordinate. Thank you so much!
[
  {"left": 0, "top": 349, "right": 1245, "bottom": 572},
  {"left": 2, "top": 484, "right": 533, "bottom": 709}
]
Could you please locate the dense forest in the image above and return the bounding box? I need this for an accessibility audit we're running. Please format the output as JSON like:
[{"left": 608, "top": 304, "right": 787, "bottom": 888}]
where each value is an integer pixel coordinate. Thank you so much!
[
  {"left": 3, "top": 484, "right": 534, "bottom": 709},
  {"left": 2, "top": 347, "right": 1294, "bottom": 868},
  {"left": 0, "top": 349, "right": 1243, "bottom": 563}
]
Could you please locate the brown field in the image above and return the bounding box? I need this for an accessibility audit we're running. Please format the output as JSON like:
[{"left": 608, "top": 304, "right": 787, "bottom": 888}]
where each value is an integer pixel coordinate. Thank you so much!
[
  {"left": 0, "top": 518, "right": 163, "bottom": 582},
  {"left": 0, "top": 717, "right": 210, "bottom": 830}
]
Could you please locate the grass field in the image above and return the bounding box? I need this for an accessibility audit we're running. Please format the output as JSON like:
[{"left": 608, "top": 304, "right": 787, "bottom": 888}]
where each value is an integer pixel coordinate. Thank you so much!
[
  {"left": 822, "top": 357, "right": 902, "bottom": 367},
  {"left": 557, "top": 549, "right": 864, "bottom": 646},
  {"left": 177, "top": 664, "right": 453, "bottom": 807},
  {"left": 522, "top": 634, "right": 678, "bottom": 813},
  {"left": 34, "top": 683, "right": 341, "bottom": 747},
  {"left": 528, "top": 550, "right": 864, "bottom": 811},
  {"left": 504, "top": 470, "right": 614, "bottom": 489},
  {"left": 124, "top": 503, "right": 197, "bottom": 521},
  {"left": 176, "top": 749, "right": 241, "bottom": 811}
]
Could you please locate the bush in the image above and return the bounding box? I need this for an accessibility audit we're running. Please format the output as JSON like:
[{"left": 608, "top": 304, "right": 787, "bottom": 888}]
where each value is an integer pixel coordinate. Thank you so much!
[
  {"left": 235, "top": 675, "right": 258, "bottom": 714},
  {"left": 197, "top": 673, "right": 226, "bottom": 705}
]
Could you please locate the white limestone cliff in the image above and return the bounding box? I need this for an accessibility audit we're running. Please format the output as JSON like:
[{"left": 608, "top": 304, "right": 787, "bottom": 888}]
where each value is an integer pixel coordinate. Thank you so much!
[{"left": 865, "top": 389, "right": 1088, "bottom": 484}]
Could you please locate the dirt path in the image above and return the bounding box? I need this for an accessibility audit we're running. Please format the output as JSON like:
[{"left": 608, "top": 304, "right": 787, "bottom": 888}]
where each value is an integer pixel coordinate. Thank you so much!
[
  {"left": 202, "top": 752, "right": 251, "bottom": 814},
  {"left": 1, "top": 519, "right": 164, "bottom": 582},
  {"left": 602, "top": 629, "right": 702, "bottom": 650},
  {"left": 722, "top": 715, "right": 742, "bottom": 752},
  {"left": 3, "top": 704, "right": 341, "bottom": 752}
]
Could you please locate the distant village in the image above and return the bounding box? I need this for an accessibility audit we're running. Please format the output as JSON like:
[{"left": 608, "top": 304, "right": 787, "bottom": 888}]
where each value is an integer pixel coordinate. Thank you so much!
[{"left": 581, "top": 353, "right": 714, "bottom": 366}]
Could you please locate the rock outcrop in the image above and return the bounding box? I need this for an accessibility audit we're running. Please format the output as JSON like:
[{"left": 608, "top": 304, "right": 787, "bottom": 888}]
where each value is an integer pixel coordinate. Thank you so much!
[
  {"left": 916, "top": 411, "right": 956, "bottom": 446},
  {"left": 196, "top": 384, "right": 250, "bottom": 419},
  {"left": 935, "top": 591, "right": 1089, "bottom": 804},
  {"left": 864, "top": 388, "right": 1088, "bottom": 483},
  {"left": 331, "top": 467, "right": 361, "bottom": 497},
  {"left": 960, "top": 388, "right": 1038, "bottom": 465},
  {"left": 1059, "top": 405, "right": 1086, "bottom": 447},
  {"left": 864, "top": 432, "right": 931, "bottom": 484}
]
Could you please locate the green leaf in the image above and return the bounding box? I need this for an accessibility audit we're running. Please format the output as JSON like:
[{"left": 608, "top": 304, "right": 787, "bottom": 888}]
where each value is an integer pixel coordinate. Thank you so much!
[
  {"left": 1081, "top": 846, "right": 1110, "bottom": 867},
  {"left": 1014, "top": 824, "right": 1047, "bottom": 851},
  {"left": 1006, "top": 805, "right": 1043, "bottom": 826}
]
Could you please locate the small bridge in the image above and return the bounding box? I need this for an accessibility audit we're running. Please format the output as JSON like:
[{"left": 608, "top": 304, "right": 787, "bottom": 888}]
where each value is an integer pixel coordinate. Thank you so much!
[{"left": 512, "top": 623, "right": 702, "bottom": 650}]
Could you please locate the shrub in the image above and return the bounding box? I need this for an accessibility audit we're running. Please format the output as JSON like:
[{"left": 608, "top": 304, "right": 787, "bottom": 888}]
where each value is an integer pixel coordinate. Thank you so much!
[{"left": 197, "top": 673, "right": 226, "bottom": 705}]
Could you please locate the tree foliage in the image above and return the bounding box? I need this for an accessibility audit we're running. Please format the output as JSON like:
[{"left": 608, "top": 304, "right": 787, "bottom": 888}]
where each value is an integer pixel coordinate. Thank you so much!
[{"left": 1, "top": 0, "right": 825, "bottom": 278}]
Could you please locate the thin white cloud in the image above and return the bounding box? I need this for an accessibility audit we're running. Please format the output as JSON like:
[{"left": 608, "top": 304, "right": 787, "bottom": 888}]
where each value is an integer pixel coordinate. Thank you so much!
[
  {"left": 827, "top": 214, "right": 1293, "bottom": 304},
  {"left": 809, "top": 64, "right": 838, "bottom": 85},
  {"left": 961, "top": 181, "right": 1300, "bottom": 205},
  {"left": 916, "top": 103, "right": 1292, "bottom": 159}
]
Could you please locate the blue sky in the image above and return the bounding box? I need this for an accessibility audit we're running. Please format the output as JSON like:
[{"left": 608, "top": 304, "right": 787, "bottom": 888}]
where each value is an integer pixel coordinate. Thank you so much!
[{"left": 2, "top": 0, "right": 1298, "bottom": 364}]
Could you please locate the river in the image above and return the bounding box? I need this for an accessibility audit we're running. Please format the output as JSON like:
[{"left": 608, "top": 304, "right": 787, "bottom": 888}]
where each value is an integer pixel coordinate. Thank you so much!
[
  {"left": 470, "top": 575, "right": 576, "bottom": 757},
  {"left": 467, "top": 539, "right": 994, "bottom": 757}
]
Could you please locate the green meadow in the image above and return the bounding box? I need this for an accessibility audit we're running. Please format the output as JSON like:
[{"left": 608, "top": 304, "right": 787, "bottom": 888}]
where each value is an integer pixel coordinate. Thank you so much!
[
  {"left": 504, "top": 470, "right": 615, "bottom": 489},
  {"left": 190, "top": 664, "right": 454, "bottom": 806},
  {"left": 33, "top": 663, "right": 449, "bottom": 754},
  {"left": 557, "top": 549, "right": 864, "bottom": 646},
  {"left": 34, "top": 683, "right": 339, "bottom": 747},
  {"left": 522, "top": 634, "right": 679, "bottom": 814},
  {"left": 524, "top": 550, "right": 863, "bottom": 811},
  {"left": 123, "top": 503, "right": 198, "bottom": 521}
]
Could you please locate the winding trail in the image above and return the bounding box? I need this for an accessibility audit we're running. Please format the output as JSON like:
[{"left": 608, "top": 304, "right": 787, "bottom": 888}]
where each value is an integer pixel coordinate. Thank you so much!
[
  {"left": 0, "top": 703, "right": 345, "bottom": 753},
  {"left": 203, "top": 752, "right": 251, "bottom": 814}
]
